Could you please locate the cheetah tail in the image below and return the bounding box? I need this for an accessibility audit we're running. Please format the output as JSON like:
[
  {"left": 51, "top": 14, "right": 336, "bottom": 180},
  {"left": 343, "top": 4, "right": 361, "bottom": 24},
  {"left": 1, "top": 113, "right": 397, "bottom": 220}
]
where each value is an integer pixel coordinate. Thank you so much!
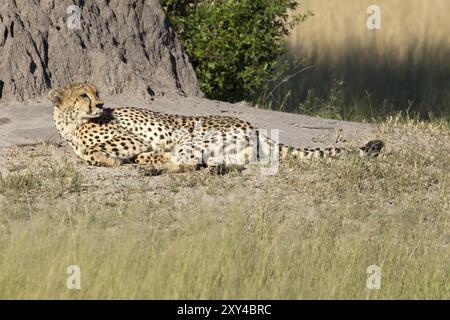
[
  {"left": 358, "top": 139, "right": 385, "bottom": 157},
  {"left": 279, "top": 139, "right": 385, "bottom": 160}
]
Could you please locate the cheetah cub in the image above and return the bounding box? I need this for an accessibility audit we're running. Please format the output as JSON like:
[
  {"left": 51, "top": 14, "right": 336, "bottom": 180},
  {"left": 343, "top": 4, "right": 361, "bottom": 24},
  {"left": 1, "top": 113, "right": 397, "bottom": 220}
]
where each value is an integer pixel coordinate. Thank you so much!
[{"left": 49, "top": 84, "right": 384, "bottom": 174}]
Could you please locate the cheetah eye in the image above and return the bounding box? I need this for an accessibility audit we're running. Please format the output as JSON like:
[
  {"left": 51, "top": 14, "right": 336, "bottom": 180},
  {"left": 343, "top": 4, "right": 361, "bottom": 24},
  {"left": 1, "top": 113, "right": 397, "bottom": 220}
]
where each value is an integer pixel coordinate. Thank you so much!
[{"left": 80, "top": 93, "right": 89, "bottom": 99}]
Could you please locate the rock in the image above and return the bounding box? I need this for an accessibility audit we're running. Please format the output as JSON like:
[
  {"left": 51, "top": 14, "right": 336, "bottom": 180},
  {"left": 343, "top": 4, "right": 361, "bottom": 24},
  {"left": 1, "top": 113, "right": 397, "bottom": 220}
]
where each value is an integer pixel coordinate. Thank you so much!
[{"left": 0, "top": 0, "right": 202, "bottom": 103}]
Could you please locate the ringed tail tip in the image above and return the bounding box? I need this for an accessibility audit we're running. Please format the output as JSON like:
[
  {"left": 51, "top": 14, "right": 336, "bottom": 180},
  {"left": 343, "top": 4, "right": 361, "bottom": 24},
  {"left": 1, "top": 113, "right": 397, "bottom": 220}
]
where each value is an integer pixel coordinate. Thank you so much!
[{"left": 360, "top": 140, "right": 385, "bottom": 157}]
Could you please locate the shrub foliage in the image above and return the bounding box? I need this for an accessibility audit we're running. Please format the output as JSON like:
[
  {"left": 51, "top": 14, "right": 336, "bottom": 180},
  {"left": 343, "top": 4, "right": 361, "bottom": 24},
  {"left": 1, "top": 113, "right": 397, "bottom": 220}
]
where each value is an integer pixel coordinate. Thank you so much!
[{"left": 161, "top": 0, "right": 307, "bottom": 102}]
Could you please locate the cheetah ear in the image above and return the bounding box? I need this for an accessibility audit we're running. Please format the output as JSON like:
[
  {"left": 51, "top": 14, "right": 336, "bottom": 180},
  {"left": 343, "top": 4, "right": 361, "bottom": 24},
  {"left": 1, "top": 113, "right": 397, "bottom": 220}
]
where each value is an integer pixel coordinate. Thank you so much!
[
  {"left": 87, "top": 84, "right": 98, "bottom": 94},
  {"left": 48, "top": 89, "right": 62, "bottom": 106}
]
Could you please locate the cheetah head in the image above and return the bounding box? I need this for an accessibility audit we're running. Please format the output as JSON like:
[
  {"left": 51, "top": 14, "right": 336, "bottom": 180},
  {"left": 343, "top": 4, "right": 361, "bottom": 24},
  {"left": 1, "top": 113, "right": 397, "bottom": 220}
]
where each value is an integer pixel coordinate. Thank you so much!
[{"left": 48, "top": 84, "right": 104, "bottom": 123}]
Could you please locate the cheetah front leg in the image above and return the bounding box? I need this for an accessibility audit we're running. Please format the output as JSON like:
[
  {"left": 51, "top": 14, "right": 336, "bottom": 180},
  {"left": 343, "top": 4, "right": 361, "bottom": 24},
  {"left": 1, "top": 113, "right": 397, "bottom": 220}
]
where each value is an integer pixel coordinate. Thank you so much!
[
  {"left": 79, "top": 134, "right": 151, "bottom": 167},
  {"left": 81, "top": 145, "right": 123, "bottom": 167}
]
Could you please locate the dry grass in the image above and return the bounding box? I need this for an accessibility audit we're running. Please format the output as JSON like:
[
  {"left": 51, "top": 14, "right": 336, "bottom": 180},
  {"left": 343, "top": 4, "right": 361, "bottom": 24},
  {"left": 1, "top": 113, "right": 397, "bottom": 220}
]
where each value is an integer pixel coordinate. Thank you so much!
[
  {"left": 273, "top": 0, "right": 450, "bottom": 118},
  {"left": 0, "top": 122, "right": 449, "bottom": 299},
  {"left": 290, "top": 0, "right": 449, "bottom": 61}
]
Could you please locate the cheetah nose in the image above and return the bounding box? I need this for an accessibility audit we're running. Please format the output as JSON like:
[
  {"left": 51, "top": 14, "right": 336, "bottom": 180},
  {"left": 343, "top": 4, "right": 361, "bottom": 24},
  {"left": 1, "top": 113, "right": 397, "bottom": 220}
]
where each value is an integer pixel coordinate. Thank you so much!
[{"left": 96, "top": 103, "right": 104, "bottom": 109}]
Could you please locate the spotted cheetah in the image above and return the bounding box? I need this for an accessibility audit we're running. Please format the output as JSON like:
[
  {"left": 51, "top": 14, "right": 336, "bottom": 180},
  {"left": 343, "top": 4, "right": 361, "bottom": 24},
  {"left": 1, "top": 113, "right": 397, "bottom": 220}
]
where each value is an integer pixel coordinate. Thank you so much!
[{"left": 49, "top": 84, "right": 384, "bottom": 174}]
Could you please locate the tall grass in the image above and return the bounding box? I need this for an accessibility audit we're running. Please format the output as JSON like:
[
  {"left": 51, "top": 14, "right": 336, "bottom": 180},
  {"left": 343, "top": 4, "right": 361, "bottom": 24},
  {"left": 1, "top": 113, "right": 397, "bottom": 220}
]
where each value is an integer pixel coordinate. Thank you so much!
[
  {"left": 0, "top": 198, "right": 448, "bottom": 299},
  {"left": 269, "top": 0, "right": 450, "bottom": 120}
]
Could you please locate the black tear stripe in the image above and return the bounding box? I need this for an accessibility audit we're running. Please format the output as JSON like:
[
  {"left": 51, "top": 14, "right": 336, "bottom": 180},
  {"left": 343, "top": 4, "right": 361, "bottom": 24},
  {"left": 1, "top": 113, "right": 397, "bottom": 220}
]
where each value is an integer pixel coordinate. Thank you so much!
[
  {"left": 0, "top": 80, "right": 4, "bottom": 99},
  {"left": 256, "top": 129, "right": 260, "bottom": 162}
]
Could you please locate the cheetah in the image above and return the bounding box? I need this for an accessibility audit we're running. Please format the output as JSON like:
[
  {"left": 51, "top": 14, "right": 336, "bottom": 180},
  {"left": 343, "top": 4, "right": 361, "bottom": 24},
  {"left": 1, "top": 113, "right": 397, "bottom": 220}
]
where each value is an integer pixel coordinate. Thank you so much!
[{"left": 49, "top": 83, "right": 384, "bottom": 174}]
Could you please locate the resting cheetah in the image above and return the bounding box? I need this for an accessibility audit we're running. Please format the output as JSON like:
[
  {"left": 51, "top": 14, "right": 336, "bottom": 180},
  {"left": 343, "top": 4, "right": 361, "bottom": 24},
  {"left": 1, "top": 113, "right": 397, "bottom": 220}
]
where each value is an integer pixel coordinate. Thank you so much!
[{"left": 49, "top": 84, "right": 384, "bottom": 174}]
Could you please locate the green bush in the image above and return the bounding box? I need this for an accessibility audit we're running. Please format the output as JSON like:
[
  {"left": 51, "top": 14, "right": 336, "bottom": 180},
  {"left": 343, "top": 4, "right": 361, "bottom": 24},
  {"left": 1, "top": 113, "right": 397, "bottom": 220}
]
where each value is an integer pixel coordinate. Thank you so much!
[{"left": 161, "top": 0, "right": 308, "bottom": 103}]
